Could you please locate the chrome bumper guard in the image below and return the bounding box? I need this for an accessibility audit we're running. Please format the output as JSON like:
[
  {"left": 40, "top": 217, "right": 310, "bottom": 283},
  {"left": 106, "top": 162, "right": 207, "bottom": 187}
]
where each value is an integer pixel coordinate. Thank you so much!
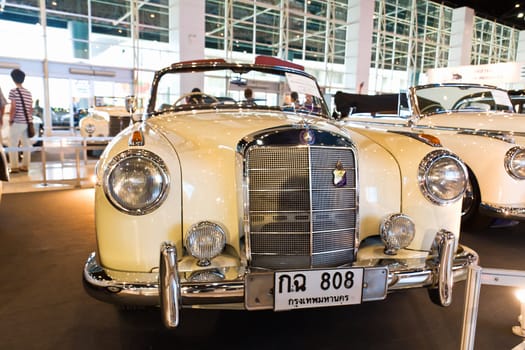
[{"left": 83, "top": 230, "right": 478, "bottom": 329}]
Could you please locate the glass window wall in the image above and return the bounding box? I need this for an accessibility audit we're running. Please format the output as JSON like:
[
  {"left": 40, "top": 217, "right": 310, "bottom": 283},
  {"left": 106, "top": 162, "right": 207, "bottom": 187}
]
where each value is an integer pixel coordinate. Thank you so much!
[
  {"left": 0, "top": 0, "right": 521, "bottom": 129},
  {"left": 0, "top": 0, "right": 172, "bottom": 132},
  {"left": 371, "top": 0, "right": 454, "bottom": 92},
  {"left": 471, "top": 17, "right": 518, "bottom": 65}
]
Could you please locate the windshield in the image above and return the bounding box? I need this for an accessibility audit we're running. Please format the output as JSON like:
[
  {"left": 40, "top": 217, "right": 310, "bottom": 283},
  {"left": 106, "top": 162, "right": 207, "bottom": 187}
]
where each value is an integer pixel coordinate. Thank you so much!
[
  {"left": 413, "top": 85, "right": 514, "bottom": 115},
  {"left": 150, "top": 64, "right": 328, "bottom": 117}
]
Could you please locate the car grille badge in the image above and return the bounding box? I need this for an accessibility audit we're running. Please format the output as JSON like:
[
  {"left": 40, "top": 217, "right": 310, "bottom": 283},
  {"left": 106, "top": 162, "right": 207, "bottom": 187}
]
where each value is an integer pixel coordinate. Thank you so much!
[
  {"left": 300, "top": 129, "right": 315, "bottom": 145},
  {"left": 333, "top": 160, "right": 347, "bottom": 187}
]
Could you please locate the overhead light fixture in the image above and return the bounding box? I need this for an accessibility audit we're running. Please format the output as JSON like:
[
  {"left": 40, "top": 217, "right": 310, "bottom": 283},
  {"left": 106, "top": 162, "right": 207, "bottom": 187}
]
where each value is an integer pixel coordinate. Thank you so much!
[
  {"left": 93, "top": 70, "right": 116, "bottom": 77},
  {"left": 69, "top": 68, "right": 116, "bottom": 77},
  {"left": 0, "top": 62, "right": 20, "bottom": 69},
  {"left": 69, "top": 68, "right": 93, "bottom": 75}
]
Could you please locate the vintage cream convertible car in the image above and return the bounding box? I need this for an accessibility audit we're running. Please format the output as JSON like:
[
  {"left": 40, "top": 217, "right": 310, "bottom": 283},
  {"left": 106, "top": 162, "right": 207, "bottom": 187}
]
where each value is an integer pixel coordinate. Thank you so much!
[
  {"left": 335, "top": 83, "right": 525, "bottom": 226},
  {"left": 82, "top": 57, "right": 478, "bottom": 328}
]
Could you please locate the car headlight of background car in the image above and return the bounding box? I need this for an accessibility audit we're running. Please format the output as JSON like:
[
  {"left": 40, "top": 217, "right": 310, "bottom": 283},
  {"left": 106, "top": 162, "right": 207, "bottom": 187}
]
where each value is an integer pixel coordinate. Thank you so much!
[
  {"left": 418, "top": 150, "right": 467, "bottom": 205},
  {"left": 505, "top": 146, "right": 525, "bottom": 180},
  {"left": 103, "top": 149, "right": 169, "bottom": 215}
]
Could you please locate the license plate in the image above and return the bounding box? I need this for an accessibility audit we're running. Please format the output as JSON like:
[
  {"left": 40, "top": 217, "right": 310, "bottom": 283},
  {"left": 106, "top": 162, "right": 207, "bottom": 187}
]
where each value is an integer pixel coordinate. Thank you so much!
[{"left": 274, "top": 268, "right": 364, "bottom": 311}]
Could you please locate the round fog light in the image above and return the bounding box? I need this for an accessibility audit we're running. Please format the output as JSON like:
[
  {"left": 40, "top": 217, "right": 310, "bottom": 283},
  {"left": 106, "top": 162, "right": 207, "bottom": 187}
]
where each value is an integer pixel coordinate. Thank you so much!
[
  {"left": 185, "top": 221, "right": 226, "bottom": 266},
  {"left": 380, "top": 214, "right": 416, "bottom": 255}
]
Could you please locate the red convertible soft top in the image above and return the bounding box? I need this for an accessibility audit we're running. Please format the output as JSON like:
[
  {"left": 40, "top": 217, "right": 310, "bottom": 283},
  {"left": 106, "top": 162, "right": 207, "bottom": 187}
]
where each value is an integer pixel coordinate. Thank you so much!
[{"left": 254, "top": 55, "right": 304, "bottom": 71}]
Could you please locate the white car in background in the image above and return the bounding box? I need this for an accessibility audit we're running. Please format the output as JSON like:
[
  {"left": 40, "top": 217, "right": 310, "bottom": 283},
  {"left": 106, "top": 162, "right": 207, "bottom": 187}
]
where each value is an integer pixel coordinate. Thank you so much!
[
  {"left": 335, "top": 83, "right": 525, "bottom": 227},
  {"left": 78, "top": 109, "right": 110, "bottom": 157},
  {"left": 79, "top": 101, "right": 133, "bottom": 157},
  {"left": 78, "top": 109, "right": 110, "bottom": 138}
]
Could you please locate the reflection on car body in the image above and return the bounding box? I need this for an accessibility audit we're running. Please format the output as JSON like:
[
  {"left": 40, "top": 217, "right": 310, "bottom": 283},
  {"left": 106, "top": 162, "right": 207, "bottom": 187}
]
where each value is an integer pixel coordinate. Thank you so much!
[
  {"left": 508, "top": 89, "right": 525, "bottom": 113},
  {"left": 0, "top": 145, "right": 8, "bottom": 203},
  {"left": 336, "top": 83, "right": 525, "bottom": 226},
  {"left": 82, "top": 58, "right": 477, "bottom": 329}
]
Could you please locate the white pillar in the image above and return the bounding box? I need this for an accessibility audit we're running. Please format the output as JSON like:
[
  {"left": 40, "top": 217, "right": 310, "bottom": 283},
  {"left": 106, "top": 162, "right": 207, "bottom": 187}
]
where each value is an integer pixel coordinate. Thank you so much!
[
  {"left": 344, "top": 0, "right": 374, "bottom": 94},
  {"left": 448, "top": 7, "right": 474, "bottom": 67},
  {"left": 515, "top": 31, "right": 525, "bottom": 63},
  {"left": 170, "top": 0, "right": 205, "bottom": 94}
]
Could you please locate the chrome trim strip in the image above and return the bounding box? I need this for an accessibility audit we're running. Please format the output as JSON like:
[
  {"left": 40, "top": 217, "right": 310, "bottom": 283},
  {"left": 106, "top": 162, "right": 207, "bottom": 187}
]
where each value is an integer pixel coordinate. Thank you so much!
[
  {"left": 414, "top": 125, "right": 525, "bottom": 140},
  {"left": 479, "top": 202, "right": 525, "bottom": 220},
  {"left": 159, "top": 242, "right": 180, "bottom": 329}
]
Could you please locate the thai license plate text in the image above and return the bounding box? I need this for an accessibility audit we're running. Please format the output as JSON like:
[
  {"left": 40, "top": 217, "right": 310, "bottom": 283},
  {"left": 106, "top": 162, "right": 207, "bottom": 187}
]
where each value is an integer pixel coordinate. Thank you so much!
[{"left": 274, "top": 268, "right": 364, "bottom": 311}]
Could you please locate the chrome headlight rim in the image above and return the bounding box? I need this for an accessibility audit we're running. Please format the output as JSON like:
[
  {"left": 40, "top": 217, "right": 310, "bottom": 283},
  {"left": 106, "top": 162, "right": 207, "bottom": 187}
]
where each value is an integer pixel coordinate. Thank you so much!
[
  {"left": 103, "top": 149, "right": 170, "bottom": 215},
  {"left": 418, "top": 149, "right": 468, "bottom": 206},
  {"left": 505, "top": 146, "right": 525, "bottom": 180}
]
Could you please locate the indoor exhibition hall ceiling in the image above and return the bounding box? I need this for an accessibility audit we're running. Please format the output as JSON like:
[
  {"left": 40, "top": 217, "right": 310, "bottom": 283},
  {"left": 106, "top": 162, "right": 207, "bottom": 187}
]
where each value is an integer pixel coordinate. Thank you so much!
[{"left": 446, "top": 1, "right": 525, "bottom": 30}]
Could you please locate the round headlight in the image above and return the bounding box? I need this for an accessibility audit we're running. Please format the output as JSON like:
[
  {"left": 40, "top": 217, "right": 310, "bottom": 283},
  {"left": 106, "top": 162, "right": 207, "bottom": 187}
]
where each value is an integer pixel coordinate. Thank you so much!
[
  {"left": 380, "top": 213, "right": 416, "bottom": 255},
  {"left": 418, "top": 150, "right": 467, "bottom": 205},
  {"left": 104, "top": 149, "right": 169, "bottom": 215},
  {"left": 185, "top": 221, "right": 226, "bottom": 266},
  {"left": 505, "top": 146, "right": 525, "bottom": 180}
]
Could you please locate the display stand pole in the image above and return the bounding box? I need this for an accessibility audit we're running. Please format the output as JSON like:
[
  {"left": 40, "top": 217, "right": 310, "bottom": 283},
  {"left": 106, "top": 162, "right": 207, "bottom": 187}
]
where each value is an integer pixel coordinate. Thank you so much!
[
  {"left": 460, "top": 267, "right": 525, "bottom": 350},
  {"left": 75, "top": 146, "right": 81, "bottom": 188},
  {"left": 40, "top": 142, "right": 47, "bottom": 186},
  {"left": 461, "top": 265, "right": 482, "bottom": 350}
]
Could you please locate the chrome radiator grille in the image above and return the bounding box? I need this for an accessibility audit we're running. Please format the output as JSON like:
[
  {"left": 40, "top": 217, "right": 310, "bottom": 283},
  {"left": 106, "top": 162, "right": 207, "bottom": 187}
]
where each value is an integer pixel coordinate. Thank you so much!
[{"left": 247, "top": 146, "right": 357, "bottom": 269}]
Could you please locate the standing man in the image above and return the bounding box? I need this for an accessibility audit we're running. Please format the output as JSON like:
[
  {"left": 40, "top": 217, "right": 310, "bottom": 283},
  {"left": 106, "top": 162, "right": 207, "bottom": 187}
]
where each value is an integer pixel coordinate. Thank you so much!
[{"left": 8, "top": 68, "right": 33, "bottom": 173}]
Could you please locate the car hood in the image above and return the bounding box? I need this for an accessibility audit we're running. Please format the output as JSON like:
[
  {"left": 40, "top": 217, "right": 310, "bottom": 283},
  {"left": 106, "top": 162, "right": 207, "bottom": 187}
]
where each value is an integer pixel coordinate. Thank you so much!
[
  {"left": 347, "top": 111, "right": 525, "bottom": 136},
  {"left": 146, "top": 109, "right": 340, "bottom": 149}
]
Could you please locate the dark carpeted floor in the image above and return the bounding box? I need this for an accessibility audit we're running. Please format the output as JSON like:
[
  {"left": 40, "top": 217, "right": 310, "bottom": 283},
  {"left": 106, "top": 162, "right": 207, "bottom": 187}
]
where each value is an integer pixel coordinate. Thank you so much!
[{"left": 0, "top": 189, "right": 524, "bottom": 350}]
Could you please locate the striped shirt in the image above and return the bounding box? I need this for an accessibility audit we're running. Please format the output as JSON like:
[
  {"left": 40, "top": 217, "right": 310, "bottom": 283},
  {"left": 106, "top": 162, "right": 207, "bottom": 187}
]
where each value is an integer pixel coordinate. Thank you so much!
[{"left": 9, "top": 87, "right": 33, "bottom": 124}]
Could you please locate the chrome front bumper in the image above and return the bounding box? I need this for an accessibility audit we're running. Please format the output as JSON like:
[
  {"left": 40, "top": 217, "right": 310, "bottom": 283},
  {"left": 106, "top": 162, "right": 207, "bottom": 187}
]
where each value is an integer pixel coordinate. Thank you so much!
[{"left": 83, "top": 230, "right": 478, "bottom": 328}]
